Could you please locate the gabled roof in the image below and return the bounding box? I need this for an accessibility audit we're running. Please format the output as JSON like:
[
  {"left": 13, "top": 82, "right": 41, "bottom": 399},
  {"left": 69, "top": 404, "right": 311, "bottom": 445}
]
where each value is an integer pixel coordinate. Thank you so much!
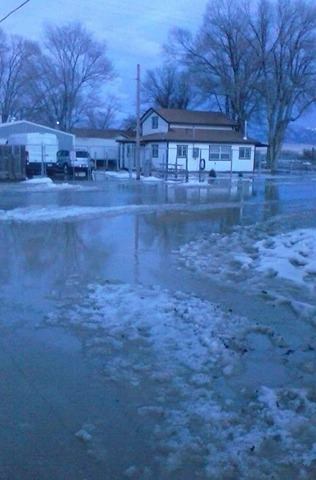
[
  {"left": 139, "top": 128, "right": 262, "bottom": 146},
  {"left": 141, "top": 108, "right": 237, "bottom": 127},
  {"left": 0, "top": 120, "right": 74, "bottom": 137},
  {"left": 73, "top": 128, "right": 129, "bottom": 139}
]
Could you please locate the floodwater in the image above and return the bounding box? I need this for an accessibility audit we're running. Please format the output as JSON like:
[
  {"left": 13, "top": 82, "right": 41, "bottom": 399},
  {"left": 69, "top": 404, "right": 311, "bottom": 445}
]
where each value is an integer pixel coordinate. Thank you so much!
[{"left": 0, "top": 174, "right": 316, "bottom": 479}]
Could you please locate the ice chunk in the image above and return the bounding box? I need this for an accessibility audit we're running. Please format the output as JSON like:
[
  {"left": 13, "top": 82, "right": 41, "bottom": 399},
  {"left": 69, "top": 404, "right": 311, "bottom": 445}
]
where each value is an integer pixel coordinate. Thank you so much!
[
  {"left": 124, "top": 466, "right": 138, "bottom": 478},
  {"left": 75, "top": 429, "right": 92, "bottom": 443}
]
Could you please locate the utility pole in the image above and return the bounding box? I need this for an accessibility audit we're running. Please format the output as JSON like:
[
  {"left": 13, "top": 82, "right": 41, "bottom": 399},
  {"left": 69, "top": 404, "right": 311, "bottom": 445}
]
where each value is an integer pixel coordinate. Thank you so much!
[{"left": 135, "top": 64, "right": 141, "bottom": 180}]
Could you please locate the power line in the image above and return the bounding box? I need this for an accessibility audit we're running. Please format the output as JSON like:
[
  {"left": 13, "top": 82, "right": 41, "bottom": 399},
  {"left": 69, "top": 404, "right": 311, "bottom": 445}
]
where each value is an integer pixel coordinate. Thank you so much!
[{"left": 0, "top": 0, "right": 31, "bottom": 24}]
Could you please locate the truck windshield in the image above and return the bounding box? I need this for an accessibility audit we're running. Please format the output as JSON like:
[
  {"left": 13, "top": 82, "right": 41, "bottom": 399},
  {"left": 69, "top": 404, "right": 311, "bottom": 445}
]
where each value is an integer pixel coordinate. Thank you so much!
[{"left": 76, "top": 151, "right": 89, "bottom": 158}]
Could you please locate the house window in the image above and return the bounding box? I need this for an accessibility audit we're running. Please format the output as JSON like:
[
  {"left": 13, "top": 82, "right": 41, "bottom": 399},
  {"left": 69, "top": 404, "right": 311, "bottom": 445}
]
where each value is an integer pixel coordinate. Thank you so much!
[
  {"left": 126, "top": 144, "right": 133, "bottom": 157},
  {"left": 209, "top": 145, "right": 220, "bottom": 160},
  {"left": 221, "top": 146, "right": 232, "bottom": 160},
  {"left": 151, "top": 116, "right": 158, "bottom": 129},
  {"left": 209, "top": 145, "right": 232, "bottom": 161},
  {"left": 152, "top": 144, "right": 159, "bottom": 158},
  {"left": 239, "top": 147, "right": 251, "bottom": 160},
  {"left": 177, "top": 145, "right": 188, "bottom": 158},
  {"left": 192, "top": 147, "right": 200, "bottom": 159}
]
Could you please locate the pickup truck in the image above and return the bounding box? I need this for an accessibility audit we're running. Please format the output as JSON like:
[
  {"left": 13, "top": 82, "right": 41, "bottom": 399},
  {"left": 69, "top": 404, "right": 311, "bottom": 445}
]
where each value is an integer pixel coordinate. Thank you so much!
[{"left": 56, "top": 149, "right": 95, "bottom": 177}]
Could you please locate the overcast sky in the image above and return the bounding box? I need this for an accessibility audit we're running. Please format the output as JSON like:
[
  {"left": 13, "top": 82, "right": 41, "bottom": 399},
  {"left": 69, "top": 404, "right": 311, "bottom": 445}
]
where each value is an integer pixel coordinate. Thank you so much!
[
  {"left": 1, "top": 0, "right": 315, "bottom": 127},
  {"left": 1, "top": 0, "right": 208, "bottom": 120}
]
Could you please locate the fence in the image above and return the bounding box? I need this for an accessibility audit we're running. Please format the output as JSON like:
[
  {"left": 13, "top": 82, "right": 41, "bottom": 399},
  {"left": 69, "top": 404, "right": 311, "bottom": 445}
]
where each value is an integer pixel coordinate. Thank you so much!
[
  {"left": 121, "top": 145, "right": 237, "bottom": 181},
  {"left": 0, "top": 145, "right": 26, "bottom": 181},
  {"left": 76, "top": 144, "right": 120, "bottom": 170},
  {"left": 122, "top": 144, "right": 316, "bottom": 179}
]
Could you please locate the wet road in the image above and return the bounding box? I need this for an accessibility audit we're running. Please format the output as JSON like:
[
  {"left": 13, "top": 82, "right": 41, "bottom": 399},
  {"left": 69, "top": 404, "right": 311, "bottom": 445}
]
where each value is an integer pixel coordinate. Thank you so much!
[{"left": 0, "top": 173, "right": 316, "bottom": 479}]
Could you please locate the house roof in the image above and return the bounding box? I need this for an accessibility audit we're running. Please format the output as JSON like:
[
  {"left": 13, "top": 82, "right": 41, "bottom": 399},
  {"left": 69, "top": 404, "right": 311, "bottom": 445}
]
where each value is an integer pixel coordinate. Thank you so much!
[
  {"left": 142, "top": 108, "right": 237, "bottom": 127},
  {"left": 0, "top": 120, "right": 75, "bottom": 138},
  {"left": 137, "top": 128, "right": 262, "bottom": 146},
  {"left": 73, "top": 128, "right": 129, "bottom": 139}
]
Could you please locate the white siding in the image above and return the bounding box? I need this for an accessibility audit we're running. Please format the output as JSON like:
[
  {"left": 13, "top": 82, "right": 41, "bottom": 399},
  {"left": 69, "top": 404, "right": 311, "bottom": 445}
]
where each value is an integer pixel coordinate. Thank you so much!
[
  {"left": 167, "top": 142, "right": 254, "bottom": 172},
  {"left": 142, "top": 112, "right": 168, "bottom": 135},
  {"left": 231, "top": 145, "right": 255, "bottom": 172},
  {"left": 75, "top": 137, "right": 119, "bottom": 160},
  {"left": 169, "top": 124, "right": 234, "bottom": 131},
  {"left": 167, "top": 142, "right": 191, "bottom": 170},
  {"left": 206, "top": 160, "right": 232, "bottom": 172},
  {"left": 143, "top": 142, "right": 168, "bottom": 169},
  {"left": 121, "top": 143, "right": 136, "bottom": 169},
  {"left": 121, "top": 141, "right": 255, "bottom": 173}
]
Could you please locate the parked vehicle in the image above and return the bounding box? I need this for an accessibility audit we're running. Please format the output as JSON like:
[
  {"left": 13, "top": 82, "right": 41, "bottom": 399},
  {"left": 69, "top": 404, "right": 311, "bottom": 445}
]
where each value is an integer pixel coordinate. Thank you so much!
[
  {"left": 56, "top": 149, "right": 94, "bottom": 177},
  {"left": 56, "top": 150, "right": 74, "bottom": 174},
  {"left": 73, "top": 150, "right": 94, "bottom": 174},
  {"left": 7, "top": 133, "right": 58, "bottom": 176}
]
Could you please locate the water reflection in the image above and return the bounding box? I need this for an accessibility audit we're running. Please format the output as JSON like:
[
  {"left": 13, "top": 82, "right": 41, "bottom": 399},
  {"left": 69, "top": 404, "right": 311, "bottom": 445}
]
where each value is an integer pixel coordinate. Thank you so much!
[
  {"left": 1, "top": 175, "right": 316, "bottom": 302},
  {"left": 141, "top": 207, "right": 243, "bottom": 251},
  {"left": 160, "top": 178, "right": 254, "bottom": 205},
  {"left": 0, "top": 222, "right": 110, "bottom": 300},
  {"left": 0, "top": 205, "right": 247, "bottom": 299},
  {"left": 263, "top": 182, "right": 280, "bottom": 219}
]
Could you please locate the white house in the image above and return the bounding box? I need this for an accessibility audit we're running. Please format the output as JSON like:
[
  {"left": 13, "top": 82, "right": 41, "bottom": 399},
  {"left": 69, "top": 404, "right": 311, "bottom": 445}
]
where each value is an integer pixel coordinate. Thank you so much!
[{"left": 119, "top": 108, "right": 263, "bottom": 173}]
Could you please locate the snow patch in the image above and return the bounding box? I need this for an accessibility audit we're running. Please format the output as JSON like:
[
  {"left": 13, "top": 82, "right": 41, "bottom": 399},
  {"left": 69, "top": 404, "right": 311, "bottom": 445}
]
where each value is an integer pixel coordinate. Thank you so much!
[
  {"left": 97, "top": 171, "right": 162, "bottom": 183},
  {"left": 178, "top": 225, "right": 316, "bottom": 319},
  {"left": 75, "top": 429, "right": 93, "bottom": 443},
  {"left": 0, "top": 202, "right": 245, "bottom": 224},
  {"left": 20, "top": 177, "right": 93, "bottom": 191},
  {"left": 22, "top": 176, "right": 54, "bottom": 185},
  {"left": 255, "top": 229, "right": 316, "bottom": 284},
  {"left": 44, "top": 282, "right": 316, "bottom": 478}
]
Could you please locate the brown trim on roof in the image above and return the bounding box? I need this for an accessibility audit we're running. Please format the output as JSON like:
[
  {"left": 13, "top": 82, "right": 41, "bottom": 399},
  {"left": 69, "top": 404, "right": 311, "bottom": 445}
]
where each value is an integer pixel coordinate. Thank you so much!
[
  {"left": 140, "top": 108, "right": 238, "bottom": 127},
  {"left": 72, "top": 128, "right": 130, "bottom": 139},
  {"left": 140, "top": 108, "right": 168, "bottom": 125},
  {"left": 136, "top": 128, "right": 260, "bottom": 146},
  {"left": 118, "top": 138, "right": 264, "bottom": 147}
]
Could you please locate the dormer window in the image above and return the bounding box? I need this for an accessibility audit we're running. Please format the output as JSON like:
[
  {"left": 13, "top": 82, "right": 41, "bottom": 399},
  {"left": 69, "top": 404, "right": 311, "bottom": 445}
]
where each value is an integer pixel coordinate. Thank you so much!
[{"left": 151, "top": 116, "right": 158, "bottom": 129}]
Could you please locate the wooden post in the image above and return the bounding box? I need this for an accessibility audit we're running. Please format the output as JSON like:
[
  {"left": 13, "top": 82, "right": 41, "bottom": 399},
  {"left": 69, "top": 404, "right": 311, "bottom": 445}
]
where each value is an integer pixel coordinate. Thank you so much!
[
  {"left": 41, "top": 143, "right": 45, "bottom": 177},
  {"left": 165, "top": 145, "right": 168, "bottom": 181},
  {"left": 135, "top": 64, "right": 141, "bottom": 180},
  {"left": 185, "top": 152, "right": 189, "bottom": 183},
  {"left": 128, "top": 146, "right": 132, "bottom": 179}
]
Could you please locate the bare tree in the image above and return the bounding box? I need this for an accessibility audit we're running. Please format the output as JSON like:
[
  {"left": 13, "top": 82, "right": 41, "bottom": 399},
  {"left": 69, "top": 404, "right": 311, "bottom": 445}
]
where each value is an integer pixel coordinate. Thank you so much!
[
  {"left": 168, "top": 0, "right": 261, "bottom": 131},
  {"left": 0, "top": 31, "right": 39, "bottom": 122},
  {"left": 143, "top": 63, "right": 196, "bottom": 109},
  {"left": 120, "top": 115, "right": 137, "bottom": 132},
  {"left": 29, "top": 22, "right": 114, "bottom": 131},
  {"left": 85, "top": 95, "right": 120, "bottom": 129},
  {"left": 248, "top": 0, "right": 316, "bottom": 170}
]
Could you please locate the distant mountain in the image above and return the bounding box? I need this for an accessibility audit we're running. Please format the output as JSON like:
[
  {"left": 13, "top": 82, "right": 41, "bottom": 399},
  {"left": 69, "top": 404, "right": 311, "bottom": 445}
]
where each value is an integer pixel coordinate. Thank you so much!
[
  {"left": 249, "top": 123, "right": 316, "bottom": 145},
  {"left": 284, "top": 125, "right": 316, "bottom": 145}
]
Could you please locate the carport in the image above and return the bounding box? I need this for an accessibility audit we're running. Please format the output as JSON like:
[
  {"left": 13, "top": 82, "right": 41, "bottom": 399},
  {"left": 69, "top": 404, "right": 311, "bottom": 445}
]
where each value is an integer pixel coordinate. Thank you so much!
[{"left": 0, "top": 120, "right": 75, "bottom": 150}]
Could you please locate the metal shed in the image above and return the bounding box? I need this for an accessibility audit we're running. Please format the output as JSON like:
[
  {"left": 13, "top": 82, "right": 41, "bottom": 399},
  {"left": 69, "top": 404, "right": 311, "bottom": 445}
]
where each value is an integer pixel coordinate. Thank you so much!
[{"left": 0, "top": 121, "right": 75, "bottom": 150}]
